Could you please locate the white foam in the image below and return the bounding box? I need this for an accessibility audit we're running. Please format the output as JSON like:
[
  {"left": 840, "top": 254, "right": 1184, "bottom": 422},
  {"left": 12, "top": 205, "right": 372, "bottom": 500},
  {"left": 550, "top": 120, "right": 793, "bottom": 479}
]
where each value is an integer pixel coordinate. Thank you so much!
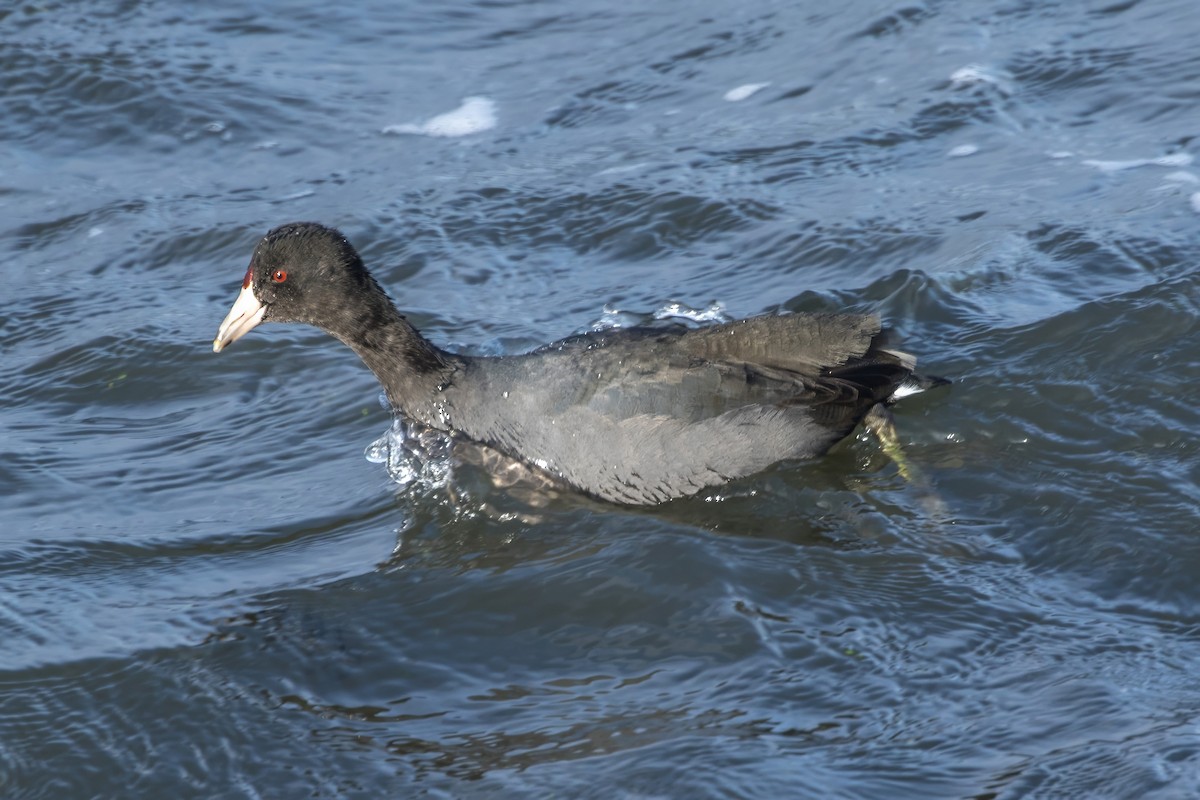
[
  {"left": 1155, "top": 153, "right": 1193, "bottom": 167},
  {"left": 949, "top": 64, "right": 1010, "bottom": 89},
  {"left": 1163, "top": 171, "right": 1200, "bottom": 184},
  {"left": 948, "top": 144, "right": 979, "bottom": 158},
  {"left": 1083, "top": 153, "right": 1193, "bottom": 173},
  {"left": 724, "top": 83, "right": 770, "bottom": 102},
  {"left": 383, "top": 97, "right": 497, "bottom": 138}
]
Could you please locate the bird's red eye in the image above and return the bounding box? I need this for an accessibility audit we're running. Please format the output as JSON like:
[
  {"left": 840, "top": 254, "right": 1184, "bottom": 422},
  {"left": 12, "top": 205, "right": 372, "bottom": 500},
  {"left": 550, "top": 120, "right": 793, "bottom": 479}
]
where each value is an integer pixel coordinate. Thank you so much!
[{"left": 272, "top": 269, "right": 288, "bottom": 283}]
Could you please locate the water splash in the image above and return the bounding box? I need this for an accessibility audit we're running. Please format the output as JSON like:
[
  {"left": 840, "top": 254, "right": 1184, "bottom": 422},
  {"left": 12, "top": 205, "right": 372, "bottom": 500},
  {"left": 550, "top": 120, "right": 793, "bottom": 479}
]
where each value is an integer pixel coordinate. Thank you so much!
[
  {"left": 588, "top": 305, "right": 644, "bottom": 331},
  {"left": 364, "top": 418, "right": 453, "bottom": 490},
  {"left": 587, "top": 301, "right": 731, "bottom": 332},
  {"left": 653, "top": 301, "right": 730, "bottom": 324}
]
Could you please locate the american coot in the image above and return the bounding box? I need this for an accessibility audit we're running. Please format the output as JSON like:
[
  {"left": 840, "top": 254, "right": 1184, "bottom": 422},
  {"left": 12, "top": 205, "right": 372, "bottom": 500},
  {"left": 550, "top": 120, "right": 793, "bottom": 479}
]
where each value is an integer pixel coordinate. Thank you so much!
[{"left": 214, "top": 222, "right": 944, "bottom": 505}]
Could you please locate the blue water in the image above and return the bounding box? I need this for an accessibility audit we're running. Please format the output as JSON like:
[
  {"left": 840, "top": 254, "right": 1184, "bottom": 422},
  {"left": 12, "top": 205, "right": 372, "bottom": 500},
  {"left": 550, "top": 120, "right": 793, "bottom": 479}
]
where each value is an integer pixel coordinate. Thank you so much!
[{"left": 2, "top": 0, "right": 1199, "bottom": 797}]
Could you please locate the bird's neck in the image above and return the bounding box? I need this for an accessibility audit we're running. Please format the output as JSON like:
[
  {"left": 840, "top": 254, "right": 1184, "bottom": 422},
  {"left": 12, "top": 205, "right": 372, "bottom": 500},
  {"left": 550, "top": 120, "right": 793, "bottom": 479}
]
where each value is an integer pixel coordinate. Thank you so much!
[{"left": 327, "top": 300, "right": 458, "bottom": 420}]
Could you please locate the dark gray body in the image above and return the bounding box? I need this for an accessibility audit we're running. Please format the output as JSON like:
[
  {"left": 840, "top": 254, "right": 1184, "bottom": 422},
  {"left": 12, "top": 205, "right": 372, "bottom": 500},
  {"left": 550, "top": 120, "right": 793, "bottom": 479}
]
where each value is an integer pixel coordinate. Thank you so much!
[{"left": 420, "top": 314, "right": 907, "bottom": 504}]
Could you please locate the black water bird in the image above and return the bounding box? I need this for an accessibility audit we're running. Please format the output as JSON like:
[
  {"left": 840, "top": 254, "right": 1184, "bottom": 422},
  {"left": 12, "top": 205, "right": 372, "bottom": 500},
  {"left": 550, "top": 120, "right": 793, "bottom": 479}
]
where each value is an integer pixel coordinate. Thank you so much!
[{"left": 214, "top": 222, "right": 943, "bottom": 505}]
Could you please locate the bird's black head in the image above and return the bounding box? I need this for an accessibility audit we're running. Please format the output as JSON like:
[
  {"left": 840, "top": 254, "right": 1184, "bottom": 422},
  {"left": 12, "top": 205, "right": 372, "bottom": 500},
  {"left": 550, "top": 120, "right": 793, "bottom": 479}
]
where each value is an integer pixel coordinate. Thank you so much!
[{"left": 213, "top": 222, "right": 387, "bottom": 351}]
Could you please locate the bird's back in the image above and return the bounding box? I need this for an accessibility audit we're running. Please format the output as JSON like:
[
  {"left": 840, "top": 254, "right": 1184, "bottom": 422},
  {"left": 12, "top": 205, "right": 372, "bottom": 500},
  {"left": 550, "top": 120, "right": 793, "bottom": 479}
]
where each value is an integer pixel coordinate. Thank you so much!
[{"left": 440, "top": 312, "right": 914, "bottom": 504}]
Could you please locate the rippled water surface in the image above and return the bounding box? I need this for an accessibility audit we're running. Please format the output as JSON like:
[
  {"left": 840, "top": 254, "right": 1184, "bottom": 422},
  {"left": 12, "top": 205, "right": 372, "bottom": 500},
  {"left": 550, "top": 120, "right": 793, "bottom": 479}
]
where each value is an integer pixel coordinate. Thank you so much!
[{"left": 3, "top": 0, "right": 1199, "bottom": 797}]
